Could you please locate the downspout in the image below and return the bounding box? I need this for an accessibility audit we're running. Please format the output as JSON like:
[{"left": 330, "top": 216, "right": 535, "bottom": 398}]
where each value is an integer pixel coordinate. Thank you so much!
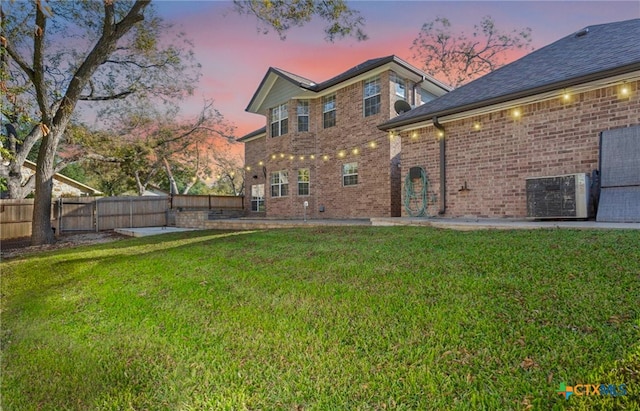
[
  {"left": 412, "top": 76, "right": 425, "bottom": 106},
  {"left": 433, "top": 116, "right": 446, "bottom": 215}
]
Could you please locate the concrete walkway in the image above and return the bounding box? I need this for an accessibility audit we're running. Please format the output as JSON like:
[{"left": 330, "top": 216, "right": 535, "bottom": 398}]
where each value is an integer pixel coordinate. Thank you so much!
[
  {"left": 174, "top": 217, "right": 639, "bottom": 231},
  {"left": 114, "top": 226, "right": 198, "bottom": 237},
  {"left": 114, "top": 217, "right": 640, "bottom": 236},
  {"left": 370, "top": 217, "right": 640, "bottom": 231}
]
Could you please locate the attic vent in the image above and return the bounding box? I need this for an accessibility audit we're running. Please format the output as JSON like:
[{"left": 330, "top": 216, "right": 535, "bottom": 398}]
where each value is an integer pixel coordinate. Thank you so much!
[{"left": 575, "top": 28, "right": 589, "bottom": 38}]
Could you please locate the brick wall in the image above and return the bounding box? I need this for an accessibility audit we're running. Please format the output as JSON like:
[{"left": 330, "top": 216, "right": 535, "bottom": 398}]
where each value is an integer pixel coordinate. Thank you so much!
[
  {"left": 243, "top": 135, "right": 267, "bottom": 216},
  {"left": 245, "top": 70, "right": 403, "bottom": 219},
  {"left": 400, "top": 80, "right": 640, "bottom": 218}
]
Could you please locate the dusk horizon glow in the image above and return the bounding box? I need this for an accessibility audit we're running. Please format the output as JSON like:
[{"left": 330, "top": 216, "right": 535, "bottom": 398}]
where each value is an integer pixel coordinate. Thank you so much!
[{"left": 153, "top": 1, "right": 639, "bottom": 155}]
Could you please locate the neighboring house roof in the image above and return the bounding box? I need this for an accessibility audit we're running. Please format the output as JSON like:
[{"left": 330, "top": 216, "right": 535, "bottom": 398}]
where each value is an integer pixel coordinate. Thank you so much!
[
  {"left": 237, "top": 126, "right": 267, "bottom": 143},
  {"left": 379, "top": 18, "right": 640, "bottom": 130},
  {"left": 246, "top": 55, "right": 451, "bottom": 114},
  {"left": 22, "top": 160, "right": 102, "bottom": 196}
]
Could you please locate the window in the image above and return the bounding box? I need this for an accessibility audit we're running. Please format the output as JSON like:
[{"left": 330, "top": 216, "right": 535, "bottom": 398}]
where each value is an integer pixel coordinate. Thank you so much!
[
  {"left": 342, "top": 162, "right": 358, "bottom": 186},
  {"left": 297, "top": 101, "right": 309, "bottom": 132},
  {"left": 323, "top": 94, "right": 336, "bottom": 128},
  {"left": 270, "top": 103, "right": 288, "bottom": 137},
  {"left": 363, "top": 76, "right": 381, "bottom": 117},
  {"left": 270, "top": 170, "right": 289, "bottom": 197},
  {"left": 391, "top": 72, "right": 406, "bottom": 99},
  {"left": 298, "top": 169, "right": 310, "bottom": 196},
  {"left": 251, "top": 184, "right": 265, "bottom": 212}
]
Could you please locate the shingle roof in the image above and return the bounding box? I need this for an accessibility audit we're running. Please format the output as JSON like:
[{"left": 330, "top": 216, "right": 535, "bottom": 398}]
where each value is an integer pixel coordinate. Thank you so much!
[
  {"left": 379, "top": 18, "right": 640, "bottom": 130},
  {"left": 237, "top": 126, "right": 266, "bottom": 142},
  {"left": 245, "top": 55, "right": 450, "bottom": 113}
]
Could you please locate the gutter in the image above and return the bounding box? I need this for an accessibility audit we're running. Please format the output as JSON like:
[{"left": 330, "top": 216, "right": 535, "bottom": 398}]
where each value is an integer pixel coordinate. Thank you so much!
[
  {"left": 433, "top": 117, "right": 446, "bottom": 215},
  {"left": 379, "top": 63, "right": 640, "bottom": 131}
]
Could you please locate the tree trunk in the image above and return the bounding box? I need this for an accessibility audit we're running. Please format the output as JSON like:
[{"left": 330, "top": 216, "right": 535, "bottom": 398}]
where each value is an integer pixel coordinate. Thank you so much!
[{"left": 31, "top": 129, "right": 59, "bottom": 245}]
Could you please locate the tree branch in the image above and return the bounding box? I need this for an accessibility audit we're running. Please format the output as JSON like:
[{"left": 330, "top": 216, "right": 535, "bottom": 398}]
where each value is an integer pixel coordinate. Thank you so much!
[
  {"left": 1, "top": 41, "right": 35, "bottom": 83},
  {"left": 79, "top": 88, "right": 135, "bottom": 101}
]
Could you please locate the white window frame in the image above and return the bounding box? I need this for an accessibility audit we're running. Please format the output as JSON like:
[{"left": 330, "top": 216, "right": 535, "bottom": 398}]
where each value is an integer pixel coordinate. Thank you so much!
[
  {"left": 270, "top": 103, "right": 288, "bottom": 137},
  {"left": 363, "top": 76, "right": 381, "bottom": 117},
  {"left": 270, "top": 170, "right": 289, "bottom": 197},
  {"left": 251, "top": 184, "right": 265, "bottom": 212},
  {"left": 391, "top": 72, "right": 407, "bottom": 99},
  {"left": 342, "top": 162, "right": 358, "bottom": 186},
  {"left": 298, "top": 168, "right": 310, "bottom": 196},
  {"left": 323, "top": 94, "right": 336, "bottom": 128},
  {"left": 297, "top": 100, "right": 309, "bottom": 132}
]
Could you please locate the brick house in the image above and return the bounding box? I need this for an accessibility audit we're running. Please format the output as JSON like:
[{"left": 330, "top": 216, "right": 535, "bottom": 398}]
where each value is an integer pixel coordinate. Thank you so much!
[
  {"left": 239, "top": 56, "right": 450, "bottom": 218},
  {"left": 379, "top": 19, "right": 640, "bottom": 220}
]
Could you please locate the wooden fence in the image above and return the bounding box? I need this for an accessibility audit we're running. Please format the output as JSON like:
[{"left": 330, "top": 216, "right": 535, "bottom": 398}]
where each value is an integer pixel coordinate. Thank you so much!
[{"left": 0, "top": 195, "right": 244, "bottom": 240}]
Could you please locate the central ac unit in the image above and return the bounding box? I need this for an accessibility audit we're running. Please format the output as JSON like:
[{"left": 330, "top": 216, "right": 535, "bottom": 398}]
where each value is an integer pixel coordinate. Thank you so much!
[{"left": 526, "top": 173, "right": 591, "bottom": 219}]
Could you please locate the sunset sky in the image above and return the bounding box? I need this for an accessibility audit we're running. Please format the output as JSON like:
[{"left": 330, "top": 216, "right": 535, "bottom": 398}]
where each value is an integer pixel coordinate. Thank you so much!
[{"left": 153, "top": 1, "right": 639, "bottom": 144}]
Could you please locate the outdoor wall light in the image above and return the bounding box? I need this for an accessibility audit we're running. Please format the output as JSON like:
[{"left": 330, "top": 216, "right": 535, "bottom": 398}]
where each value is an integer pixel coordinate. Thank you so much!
[
  {"left": 512, "top": 109, "right": 521, "bottom": 118},
  {"left": 473, "top": 122, "right": 481, "bottom": 131},
  {"left": 258, "top": 161, "right": 264, "bottom": 166},
  {"left": 620, "top": 83, "right": 630, "bottom": 97},
  {"left": 322, "top": 155, "right": 330, "bottom": 161},
  {"left": 369, "top": 141, "right": 377, "bottom": 148},
  {"left": 352, "top": 148, "right": 359, "bottom": 155}
]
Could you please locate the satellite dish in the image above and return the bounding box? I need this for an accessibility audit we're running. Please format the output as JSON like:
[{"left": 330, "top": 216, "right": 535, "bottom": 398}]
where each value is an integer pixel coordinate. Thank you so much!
[{"left": 394, "top": 100, "right": 412, "bottom": 115}]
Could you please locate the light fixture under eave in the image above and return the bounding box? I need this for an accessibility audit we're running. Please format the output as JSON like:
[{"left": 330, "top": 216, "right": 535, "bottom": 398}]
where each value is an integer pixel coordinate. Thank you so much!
[
  {"left": 512, "top": 109, "right": 521, "bottom": 119},
  {"left": 473, "top": 122, "right": 481, "bottom": 131},
  {"left": 369, "top": 141, "right": 377, "bottom": 149},
  {"left": 620, "top": 83, "right": 630, "bottom": 97}
]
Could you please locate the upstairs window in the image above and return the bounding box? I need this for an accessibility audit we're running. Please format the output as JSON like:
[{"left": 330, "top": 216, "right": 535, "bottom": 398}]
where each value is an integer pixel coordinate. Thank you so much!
[
  {"left": 298, "top": 169, "right": 310, "bottom": 196},
  {"left": 342, "top": 162, "right": 358, "bottom": 186},
  {"left": 297, "top": 101, "right": 309, "bottom": 132},
  {"left": 270, "top": 103, "right": 288, "bottom": 137},
  {"left": 270, "top": 170, "right": 289, "bottom": 197},
  {"left": 363, "top": 76, "right": 381, "bottom": 117},
  {"left": 391, "top": 72, "right": 407, "bottom": 99},
  {"left": 323, "top": 94, "right": 336, "bottom": 128}
]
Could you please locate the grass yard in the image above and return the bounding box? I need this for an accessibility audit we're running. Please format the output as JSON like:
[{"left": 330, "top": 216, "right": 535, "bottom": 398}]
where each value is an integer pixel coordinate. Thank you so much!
[{"left": 1, "top": 227, "right": 639, "bottom": 410}]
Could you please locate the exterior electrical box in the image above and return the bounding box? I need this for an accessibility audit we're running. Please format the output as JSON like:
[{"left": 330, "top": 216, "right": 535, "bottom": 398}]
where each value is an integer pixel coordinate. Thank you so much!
[{"left": 526, "top": 173, "right": 591, "bottom": 219}]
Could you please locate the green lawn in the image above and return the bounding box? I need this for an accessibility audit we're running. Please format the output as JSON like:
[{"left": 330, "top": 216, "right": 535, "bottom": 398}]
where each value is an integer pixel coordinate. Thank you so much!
[{"left": 1, "top": 227, "right": 638, "bottom": 410}]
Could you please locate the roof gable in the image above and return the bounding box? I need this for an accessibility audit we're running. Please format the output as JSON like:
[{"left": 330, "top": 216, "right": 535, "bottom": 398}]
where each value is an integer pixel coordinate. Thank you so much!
[
  {"left": 245, "top": 55, "right": 450, "bottom": 114},
  {"left": 380, "top": 18, "right": 640, "bottom": 130}
]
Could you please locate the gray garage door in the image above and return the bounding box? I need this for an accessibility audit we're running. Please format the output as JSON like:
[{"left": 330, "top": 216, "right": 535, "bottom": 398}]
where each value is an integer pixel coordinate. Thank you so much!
[{"left": 596, "top": 125, "right": 640, "bottom": 222}]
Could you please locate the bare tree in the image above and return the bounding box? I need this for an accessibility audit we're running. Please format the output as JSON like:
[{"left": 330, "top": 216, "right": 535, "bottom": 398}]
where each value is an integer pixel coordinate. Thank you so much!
[
  {"left": 85, "top": 101, "right": 234, "bottom": 196},
  {"left": 411, "top": 16, "right": 532, "bottom": 88}
]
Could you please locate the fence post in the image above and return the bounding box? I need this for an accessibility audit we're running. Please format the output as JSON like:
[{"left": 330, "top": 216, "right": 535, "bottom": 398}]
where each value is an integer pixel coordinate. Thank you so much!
[
  {"left": 208, "top": 195, "right": 212, "bottom": 210},
  {"left": 130, "top": 198, "right": 133, "bottom": 228},
  {"left": 57, "top": 198, "right": 62, "bottom": 235},
  {"left": 95, "top": 197, "right": 99, "bottom": 232}
]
